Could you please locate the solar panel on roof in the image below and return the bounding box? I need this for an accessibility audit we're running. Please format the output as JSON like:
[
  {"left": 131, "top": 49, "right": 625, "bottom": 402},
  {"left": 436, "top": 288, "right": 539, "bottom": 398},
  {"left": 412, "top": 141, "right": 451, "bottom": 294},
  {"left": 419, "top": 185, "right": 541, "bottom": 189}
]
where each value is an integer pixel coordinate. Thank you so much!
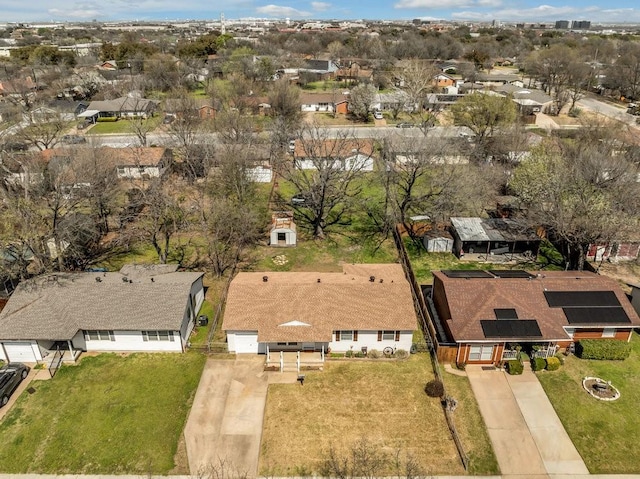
[
  {"left": 442, "top": 270, "right": 493, "bottom": 279},
  {"left": 481, "top": 319, "right": 542, "bottom": 338},
  {"left": 495, "top": 308, "right": 518, "bottom": 320},
  {"left": 545, "top": 291, "right": 620, "bottom": 308},
  {"left": 489, "top": 270, "right": 534, "bottom": 279},
  {"left": 563, "top": 307, "right": 631, "bottom": 324}
]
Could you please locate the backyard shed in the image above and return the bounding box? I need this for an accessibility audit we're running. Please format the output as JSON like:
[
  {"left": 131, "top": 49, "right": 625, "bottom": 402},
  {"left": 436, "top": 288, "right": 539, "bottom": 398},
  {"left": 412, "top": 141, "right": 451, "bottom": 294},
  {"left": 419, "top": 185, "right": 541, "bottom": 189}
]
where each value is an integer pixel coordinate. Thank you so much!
[{"left": 270, "top": 212, "right": 297, "bottom": 247}]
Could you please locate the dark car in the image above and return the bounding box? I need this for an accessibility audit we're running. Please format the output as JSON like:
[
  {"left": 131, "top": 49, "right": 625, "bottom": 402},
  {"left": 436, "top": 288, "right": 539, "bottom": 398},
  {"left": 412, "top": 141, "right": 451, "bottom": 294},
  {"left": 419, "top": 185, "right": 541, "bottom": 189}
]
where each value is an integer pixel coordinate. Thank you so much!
[
  {"left": 0, "top": 363, "right": 30, "bottom": 407},
  {"left": 62, "top": 135, "right": 86, "bottom": 144},
  {"left": 396, "top": 122, "right": 415, "bottom": 128}
]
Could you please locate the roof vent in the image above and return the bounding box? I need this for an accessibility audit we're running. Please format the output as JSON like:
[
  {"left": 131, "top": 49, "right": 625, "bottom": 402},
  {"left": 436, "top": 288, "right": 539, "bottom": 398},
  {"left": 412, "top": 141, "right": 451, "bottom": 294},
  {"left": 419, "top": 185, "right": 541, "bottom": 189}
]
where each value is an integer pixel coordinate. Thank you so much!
[
  {"left": 379, "top": 278, "right": 383, "bottom": 284},
  {"left": 317, "top": 278, "right": 321, "bottom": 283},
  {"left": 263, "top": 275, "right": 268, "bottom": 282},
  {"left": 369, "top": 275, "right": 375, "bottom": 282},
  {"left": 122, "top": 276, "right": 129, "bottom": 283},
  {"left": 95, "top": 277, "right": 102, "bottom": 283},
  {"left": 151, "top": 277, "right": 155, "bottom": 282}
]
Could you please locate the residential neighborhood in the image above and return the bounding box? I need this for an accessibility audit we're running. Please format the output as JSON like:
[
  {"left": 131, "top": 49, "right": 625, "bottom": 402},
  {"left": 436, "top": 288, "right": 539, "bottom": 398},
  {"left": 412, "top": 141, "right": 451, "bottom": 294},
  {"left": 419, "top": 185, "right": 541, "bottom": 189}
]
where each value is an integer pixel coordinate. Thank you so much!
[{"left": 0, "top": 10, "right": 640, "bottom": 479}]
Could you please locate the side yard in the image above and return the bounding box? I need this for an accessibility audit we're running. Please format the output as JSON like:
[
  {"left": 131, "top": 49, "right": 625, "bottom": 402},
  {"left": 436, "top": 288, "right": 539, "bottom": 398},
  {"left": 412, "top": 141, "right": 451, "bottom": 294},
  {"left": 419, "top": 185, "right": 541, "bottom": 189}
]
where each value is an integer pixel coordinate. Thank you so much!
[
  {"left": 259, "top": 354, "right": 494, "bottom": 476},
  {"left": 537, "top": 332, "right": 640, "bottom": 474},
  {"left": 0, "top": 353, "right": 205, "bottom": 474}
]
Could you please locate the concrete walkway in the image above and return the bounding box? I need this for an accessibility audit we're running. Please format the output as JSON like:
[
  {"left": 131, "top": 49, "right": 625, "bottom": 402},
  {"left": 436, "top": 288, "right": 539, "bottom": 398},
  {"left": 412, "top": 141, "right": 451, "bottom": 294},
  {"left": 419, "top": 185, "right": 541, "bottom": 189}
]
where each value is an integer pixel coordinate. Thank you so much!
[{"left": 466, "top": 365, "right": 588, "bottom": 478}]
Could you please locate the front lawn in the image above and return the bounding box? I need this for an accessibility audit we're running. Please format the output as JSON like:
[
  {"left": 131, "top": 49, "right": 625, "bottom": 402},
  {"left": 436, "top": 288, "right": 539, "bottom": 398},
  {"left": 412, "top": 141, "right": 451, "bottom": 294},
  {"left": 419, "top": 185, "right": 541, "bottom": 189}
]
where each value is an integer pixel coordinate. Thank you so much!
[
  {"left": 86, "top": 117, "right": 161, "bottom": 135},
  {"left": 259, "top": 355, "right": 466, "bottom": 476},
  {"left": 0, "top": 353, "right": 205, "bottom": 474},
  {"left": 537, "top": 332, "right": 640, "bottom": 474}
]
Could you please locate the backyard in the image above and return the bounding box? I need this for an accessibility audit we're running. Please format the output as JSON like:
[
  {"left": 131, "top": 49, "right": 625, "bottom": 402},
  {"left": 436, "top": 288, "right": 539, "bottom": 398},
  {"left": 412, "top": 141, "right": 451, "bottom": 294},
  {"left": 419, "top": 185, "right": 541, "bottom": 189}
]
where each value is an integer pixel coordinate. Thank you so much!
[
  {"left": 537, "top": 332, "right": 640, "bottom": 474},
  {"left": 259, "top": 354, "right": 497, "bottom": 476},
  {"left": 0, "top": 353, "right": 205, "bottom": 474}
]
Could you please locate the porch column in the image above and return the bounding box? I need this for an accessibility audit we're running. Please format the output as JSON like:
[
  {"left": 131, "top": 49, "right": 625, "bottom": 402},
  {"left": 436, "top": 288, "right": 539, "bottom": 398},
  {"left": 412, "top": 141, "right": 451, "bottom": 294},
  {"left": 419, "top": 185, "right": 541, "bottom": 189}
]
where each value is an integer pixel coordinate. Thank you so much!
[
  {"left": 266, "top": 344, "right": 270, "bottom": 362},
  {"left": 321, "top": 347, "right": 324, "bottom": 362},
  {"left": 297, "top": 351, "right": 300, "bottom": 373},
  {"left": 67, "top": 340, "right": 76, "bottom": 360},
  {"left": 279, "top": 351, "right": 283, "bottom": 372}
]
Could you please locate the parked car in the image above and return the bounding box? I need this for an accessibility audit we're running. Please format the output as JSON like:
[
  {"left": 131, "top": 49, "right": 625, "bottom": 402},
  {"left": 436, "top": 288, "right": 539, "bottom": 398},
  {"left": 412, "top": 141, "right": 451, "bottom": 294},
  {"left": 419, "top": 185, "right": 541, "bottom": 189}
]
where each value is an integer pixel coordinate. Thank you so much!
[
  {"left": 396, "top": 122, "right": 415, "bottom": 128},
  {"left": 62, "top": 135, "right": 86, "bottom": 144},
  {"left": 373, "top": 111, "right": 383, "bottom": 120},
  {"left": 0, "top": 363, "right": 30, "bottom": 407},
  {"left": 163, "top": 114, "right": 175, "bottom": 124}
]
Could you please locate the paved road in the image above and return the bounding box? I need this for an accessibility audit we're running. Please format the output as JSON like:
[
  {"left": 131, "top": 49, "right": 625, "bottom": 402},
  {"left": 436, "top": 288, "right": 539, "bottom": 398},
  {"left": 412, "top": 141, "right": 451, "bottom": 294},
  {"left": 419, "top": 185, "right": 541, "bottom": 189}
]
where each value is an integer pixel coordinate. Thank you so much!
[{"left": 577, "top": 95, "right": 638, "bottom": 127}]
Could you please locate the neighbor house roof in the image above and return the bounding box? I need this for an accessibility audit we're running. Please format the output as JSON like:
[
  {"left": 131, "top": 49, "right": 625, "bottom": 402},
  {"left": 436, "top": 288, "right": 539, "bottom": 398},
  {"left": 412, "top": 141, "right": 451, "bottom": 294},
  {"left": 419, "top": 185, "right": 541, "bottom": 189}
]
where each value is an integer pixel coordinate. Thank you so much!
[
  {"left": 0, "top": 267, "right": 203, "bottom": 341},
  {"left": 85, "top": 95, "right": 157, "bottom": 114},
  {"left": 433, "top": 270, "right": 640, "bottom": 342},
  {"left": 299, "top": 92, "right": 349, "bottom": 105},
  {"left": 223, "top": 264, "right": 416, "bottom": 343},
  {"left": 450, "top": 217, "right": 540, "bottom": 242}
]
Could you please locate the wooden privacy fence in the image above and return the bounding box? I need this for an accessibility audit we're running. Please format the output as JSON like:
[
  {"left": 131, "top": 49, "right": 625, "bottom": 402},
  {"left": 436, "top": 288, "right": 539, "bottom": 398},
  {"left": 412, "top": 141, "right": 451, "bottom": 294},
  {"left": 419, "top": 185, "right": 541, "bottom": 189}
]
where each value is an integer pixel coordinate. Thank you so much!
[{"left": 393, "top": 226, "right": 469, "bottom": 471}]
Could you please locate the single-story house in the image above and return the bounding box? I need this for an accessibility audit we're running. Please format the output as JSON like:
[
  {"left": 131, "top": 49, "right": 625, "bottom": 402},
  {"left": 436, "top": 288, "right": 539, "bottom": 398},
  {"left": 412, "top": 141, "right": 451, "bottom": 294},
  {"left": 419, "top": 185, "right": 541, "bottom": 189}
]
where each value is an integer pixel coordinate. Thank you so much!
[
  {"left": 269, "top": 212, "right": 297, "bottom": 247},
  {"left": 428, "top": 270, "right": 640, "bottom": 365},
  {"left": 110, "top": 147, "right": 173, "bottom": 179},
  {"left": 450, "top": 217, "right": 541, "bottom": 258},
  {"left": 79, "top": 94, "right": 158, "bottom": 121},
  {"left": 223, "top": 264, "right": 416, "bottom": 355},
  {"left": 300, "top": 92, "right": 349, "bottom": 114},
  {"left": 0, "top": 264, "right": 204, "bottom": 363},
  {"left": 493, "top": 84, "right": 554, "bottom": 115},
  {"left": 292, "top": 138, "right": 375, "bottom": 171}
]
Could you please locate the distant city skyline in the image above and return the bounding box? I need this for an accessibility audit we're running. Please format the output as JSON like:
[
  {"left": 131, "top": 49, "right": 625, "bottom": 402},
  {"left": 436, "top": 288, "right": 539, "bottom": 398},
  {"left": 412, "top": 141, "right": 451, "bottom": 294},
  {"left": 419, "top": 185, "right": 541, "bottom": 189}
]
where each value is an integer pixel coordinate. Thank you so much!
[{"left": 2, "top": 0, "right": 640, "bottom": 24}]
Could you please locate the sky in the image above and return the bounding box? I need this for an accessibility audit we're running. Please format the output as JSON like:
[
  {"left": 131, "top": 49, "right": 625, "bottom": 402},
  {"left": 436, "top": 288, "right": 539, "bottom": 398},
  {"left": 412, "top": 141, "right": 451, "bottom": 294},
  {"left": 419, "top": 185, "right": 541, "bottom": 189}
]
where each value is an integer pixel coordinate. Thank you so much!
[{"left": 2, "top": 0, "right": 640, "bottom": 24}]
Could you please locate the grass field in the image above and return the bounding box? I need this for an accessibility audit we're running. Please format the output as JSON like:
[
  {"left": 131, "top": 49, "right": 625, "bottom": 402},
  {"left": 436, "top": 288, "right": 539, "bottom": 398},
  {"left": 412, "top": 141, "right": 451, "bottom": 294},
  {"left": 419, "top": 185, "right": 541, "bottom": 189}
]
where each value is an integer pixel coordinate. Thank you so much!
[
  {"left": 260, "top": 355, "right": 466, "bottom": 476},
  {"left": 537, "top": 332, "right": 640, "bottom": 474},
  {"left": 0, "top": 353, "right": 205, "bottom": 474},
  {"left": 86, "top": 116, "right": 161, "bottom": 135}
]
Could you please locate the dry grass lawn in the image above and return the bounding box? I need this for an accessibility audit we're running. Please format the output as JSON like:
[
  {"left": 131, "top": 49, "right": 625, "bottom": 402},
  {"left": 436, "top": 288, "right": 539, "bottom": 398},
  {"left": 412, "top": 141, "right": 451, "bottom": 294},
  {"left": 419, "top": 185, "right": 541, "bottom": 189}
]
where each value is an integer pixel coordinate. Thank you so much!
[{"left": 259, "top": 355, "right": 465, "bottom": 476}]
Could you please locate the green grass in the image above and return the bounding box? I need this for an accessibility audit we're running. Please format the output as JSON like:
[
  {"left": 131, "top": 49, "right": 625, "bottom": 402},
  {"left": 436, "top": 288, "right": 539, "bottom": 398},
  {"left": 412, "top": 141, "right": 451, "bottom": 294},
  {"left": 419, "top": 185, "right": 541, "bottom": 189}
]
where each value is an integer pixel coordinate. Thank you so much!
[
  {"left": 408, "top": 249, "right": 493, "bottom": 284},
  {"left": 537, "top": 332, "right": 640, "bottom": 474},
  {"left": 0, "top": 353, "right": 205, "bottom": 474},
  {"left": 441, "top": 373, "right": 500, "bottom": 475},
  {"left": 260, "top": 354, "right": 466, "bottom": 476},
  {"left": 86, "top": 116, "right": 161, "bottom": 135}
]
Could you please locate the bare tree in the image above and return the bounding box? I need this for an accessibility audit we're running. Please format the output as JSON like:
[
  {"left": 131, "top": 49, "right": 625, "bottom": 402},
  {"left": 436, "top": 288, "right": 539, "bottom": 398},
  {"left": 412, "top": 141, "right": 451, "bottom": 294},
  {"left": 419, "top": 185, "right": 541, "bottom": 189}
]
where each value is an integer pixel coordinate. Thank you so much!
[
  {"left": 348, "top": 83, "right": 377, "bottom": 122},
  {"left": 280, "top": 125, "right": 370, "bottom": 239}
]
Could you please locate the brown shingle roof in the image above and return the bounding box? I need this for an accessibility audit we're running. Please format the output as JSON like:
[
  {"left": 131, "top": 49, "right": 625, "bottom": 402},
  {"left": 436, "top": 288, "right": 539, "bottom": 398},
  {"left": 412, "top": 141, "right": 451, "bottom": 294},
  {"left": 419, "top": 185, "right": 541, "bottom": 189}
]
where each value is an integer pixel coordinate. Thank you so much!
[
  {"left": 0, "top": 268, "right": 203, "bottom": 341},
  {"left": 223, "top": 264, "right": 416, "bottom": 343},
  {"left": 433, "top": 270, "right": 640, "bottom": 342}
]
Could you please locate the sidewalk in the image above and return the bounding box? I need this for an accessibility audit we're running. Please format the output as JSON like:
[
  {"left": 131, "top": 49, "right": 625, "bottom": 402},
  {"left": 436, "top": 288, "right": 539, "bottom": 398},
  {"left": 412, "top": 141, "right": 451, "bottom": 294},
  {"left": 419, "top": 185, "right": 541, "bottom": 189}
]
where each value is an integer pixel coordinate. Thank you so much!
[{"left": 466, "top": 365, "right": 589, "bottom": 477}]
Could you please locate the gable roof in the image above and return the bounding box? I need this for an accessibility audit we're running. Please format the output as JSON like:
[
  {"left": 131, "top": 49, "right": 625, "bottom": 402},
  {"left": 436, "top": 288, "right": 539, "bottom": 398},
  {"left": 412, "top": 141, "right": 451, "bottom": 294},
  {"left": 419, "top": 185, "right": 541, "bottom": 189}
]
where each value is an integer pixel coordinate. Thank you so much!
[
  {"left": 223, "top": 264, "right": 416, "bottom": 342},
  {"left": 433, "top": 270, "right": 640, "bottom": 342},
  {"left": 450, "top": 217, "right": 540, "bottom": 242},
  {"left": 0, "top": 267, "right": 203, "bottom": 341},
  {"left": 86, "top": 95, "right": 157, "bottom": 114},
  {"left": 299, "top": 92, "right": 349, "bottom": 105}
]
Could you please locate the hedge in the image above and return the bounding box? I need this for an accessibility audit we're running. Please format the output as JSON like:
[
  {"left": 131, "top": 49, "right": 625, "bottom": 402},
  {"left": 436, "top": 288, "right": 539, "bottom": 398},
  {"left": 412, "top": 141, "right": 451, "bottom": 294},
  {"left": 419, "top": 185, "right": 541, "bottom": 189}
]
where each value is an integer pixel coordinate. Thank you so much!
[
  {"left": 506, "top": 360, "right": 523, "bottom": 375},
  {"left": 575, "top": 339, "right": 631, "bottom": 360},
  {"left": 97, "top": 116, "right": 118, "bottom": 122},
  {"left": 545, "top": 356, "right": 561, "bottom": 371},
  {"left": 531, "top": 357, "right": 546, "bottom": 371}
]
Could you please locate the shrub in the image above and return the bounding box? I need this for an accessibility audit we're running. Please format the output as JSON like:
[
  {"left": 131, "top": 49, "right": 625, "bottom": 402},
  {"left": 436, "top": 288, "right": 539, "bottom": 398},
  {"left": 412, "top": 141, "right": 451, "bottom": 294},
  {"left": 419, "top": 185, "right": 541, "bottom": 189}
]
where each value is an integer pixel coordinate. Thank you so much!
[
  {"left": 354, "top": 351, "right": 365, "bottom": 358},
  {"left": 97, "top": 116, "right": 118, "bottom": 122},
  {"left": 545, "top": 356, "right": 561, "bottom": 371},
  {"left": 576, "top": 339, "right": 631, "bottom": 360},
  {"left": 456, "top": 362, "right": 466, "bottom": 371},
  {"left": 425, "top": 379, "right": 444, "bottom": 398},
  {"left": 395, "top": 349, "right": 409, "bottom": 359},
  {"left": 506, "top": 360, "right": 523, "bottom": 375},
  {"left": 368, "top": 349, "right": 381, "bottom": 359},
  {"left": 329, "top": 352, "right": 344, "bottom": 358},
  {"left": 531, "top": 357, "right": 546, "bottom": 371},
  {"left": 345, "top": 350, "right": 354, "bottom": 358}
]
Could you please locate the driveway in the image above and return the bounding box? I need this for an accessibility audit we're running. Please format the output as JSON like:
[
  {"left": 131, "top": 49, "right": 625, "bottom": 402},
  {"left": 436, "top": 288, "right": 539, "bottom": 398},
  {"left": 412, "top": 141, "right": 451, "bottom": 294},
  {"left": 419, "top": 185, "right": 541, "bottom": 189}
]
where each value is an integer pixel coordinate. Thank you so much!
[
  {"left": 466, "top": 365, "right": 588, "bottom": 477},
  {"left": 184, "top": 357, "right": 294, "bottom": 477},
  {"left": 0, "top": 367, "right": 37, "bottom": 422}
]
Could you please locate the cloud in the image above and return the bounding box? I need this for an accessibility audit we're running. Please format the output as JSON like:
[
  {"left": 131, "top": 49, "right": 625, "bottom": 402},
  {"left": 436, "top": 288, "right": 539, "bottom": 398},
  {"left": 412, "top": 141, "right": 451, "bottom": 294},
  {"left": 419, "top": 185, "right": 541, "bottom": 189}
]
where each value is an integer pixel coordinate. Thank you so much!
[
  {"left": 48, "top": 8, "right": 102, "bottom": 18},
  {"left": 255, "top": 4, "right": 310, "bottom": 17},
  {"left": 311, "top": 1, "right": 331, "bottom": 11},
  {"left": 451, "top": 5, "right": 640, "bottom": 22},
  {"left": 394, "top": 0, "right": 502, "bottom": 9}
]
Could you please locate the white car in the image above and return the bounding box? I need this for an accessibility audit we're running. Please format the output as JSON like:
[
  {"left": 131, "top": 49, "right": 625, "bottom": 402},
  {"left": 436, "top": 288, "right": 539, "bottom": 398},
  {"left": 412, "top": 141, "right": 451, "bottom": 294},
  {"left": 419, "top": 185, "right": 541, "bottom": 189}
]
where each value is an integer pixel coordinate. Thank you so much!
[{"left": 373, "top": 111, "right": 383, "bottom": 120}]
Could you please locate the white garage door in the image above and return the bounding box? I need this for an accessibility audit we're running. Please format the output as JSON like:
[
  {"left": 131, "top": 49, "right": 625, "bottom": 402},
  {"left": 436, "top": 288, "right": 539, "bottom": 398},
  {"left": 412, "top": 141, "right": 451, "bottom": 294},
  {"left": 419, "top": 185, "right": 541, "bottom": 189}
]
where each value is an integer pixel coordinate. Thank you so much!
[
  {"left": 4, "top": 342, "right": 38, "bottom": 363},
  {"left": 233, "top": 332, "right": 259, "bottom": 354}
]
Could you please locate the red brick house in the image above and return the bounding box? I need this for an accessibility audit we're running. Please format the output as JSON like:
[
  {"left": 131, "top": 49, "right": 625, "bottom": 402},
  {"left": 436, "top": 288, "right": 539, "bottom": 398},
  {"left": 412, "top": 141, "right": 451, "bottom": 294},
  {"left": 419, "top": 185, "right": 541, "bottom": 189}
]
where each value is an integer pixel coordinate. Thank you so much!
[{"left": 428, "top": 270, "right": 640, "bottom": 365}]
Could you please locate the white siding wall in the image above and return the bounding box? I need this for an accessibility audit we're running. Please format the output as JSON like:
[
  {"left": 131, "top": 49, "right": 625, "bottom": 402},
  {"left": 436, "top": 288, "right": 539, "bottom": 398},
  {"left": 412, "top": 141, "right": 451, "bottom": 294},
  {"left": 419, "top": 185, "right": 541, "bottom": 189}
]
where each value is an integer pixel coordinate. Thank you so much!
[
  {"left": 180, "top": 277, "right": 204, "bottom": 345},
  {"left": 117, "top": 166, "right": 162, "bottom": 179},
  {"left": 247, "top": 166, "right": 273, "bottom": 183},
  {"left": 75, "top": 330, "right": 183, "bottom": 352},
  {"left": 270, "top": 228, "right": 297, "bottom": 246},
  {"left": 329, "top": 330, "right": 413, "bottom": 353}
]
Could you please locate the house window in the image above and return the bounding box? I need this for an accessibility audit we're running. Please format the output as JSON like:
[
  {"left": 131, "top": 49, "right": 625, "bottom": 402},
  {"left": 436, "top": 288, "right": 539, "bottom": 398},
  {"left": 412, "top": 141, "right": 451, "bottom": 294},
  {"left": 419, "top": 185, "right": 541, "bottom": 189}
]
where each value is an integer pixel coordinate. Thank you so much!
[
  {"left": 117, "top": 167, "right": 125, "bottom": 175},
  {"left": 85, "top": 330, "right": 115, "bottom": 341},
  {"left": 142, "top": 330, "right": 174, "bottom": 341},
  {"left": 602, "top": 328, "right": 616, "bottom": 338},
  {"left": 382, "top": 330, "right": 396, "bottom": 341},
  {"left": 277, "top": 232, "right": 286, "bottom": 241},
  {"left": 337, "top": 330, "right": 357, "bottom": 341},
  {"left": 468, "top": 345, "right": 494, "bottom": 361}
]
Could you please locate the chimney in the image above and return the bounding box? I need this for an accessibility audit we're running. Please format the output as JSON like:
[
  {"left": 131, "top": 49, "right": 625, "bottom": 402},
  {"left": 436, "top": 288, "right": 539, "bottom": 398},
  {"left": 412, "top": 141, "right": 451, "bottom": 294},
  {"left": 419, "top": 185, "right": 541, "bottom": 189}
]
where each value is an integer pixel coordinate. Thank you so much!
[{"left": 263, "top": 276, "right": 269, "bottom": 282}]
